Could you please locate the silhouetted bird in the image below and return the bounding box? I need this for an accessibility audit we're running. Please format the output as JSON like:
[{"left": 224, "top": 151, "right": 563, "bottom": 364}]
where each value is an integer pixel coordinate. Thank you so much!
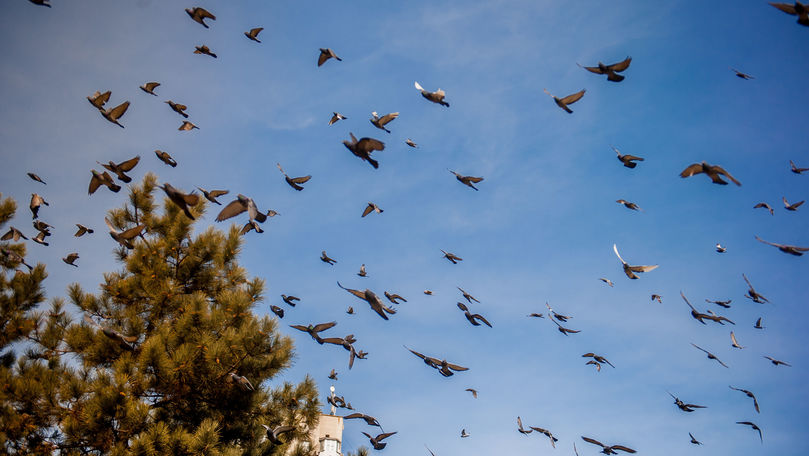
[
  {"left": 770, "top": 1, "right": 809, "bottom": 26},
  {"left": 160, "top": 183, "right": 199, "bottom": 220},
  {"left": 277, "top": 163, "right": 311, "bottom": 191},
  {"left": 579, "top": 56, "right": 632, "bottom": 82},
  {"left": 612, "top": 146, "right": 644, "bottom": 168},
  {"left": 616, "top": 199, "right": 641, "bottom": 211},
  {"left": 27, "top": 173, "right": 46, "bottom": 184},
  {"left": 139, "top": 82, "right": 160, "bottom": 96},
  {"left": 361, "top": 431, "right": 396, "bottom": 450},
  {"left": 165, "top": 100, "right": 189, "bottom": 118},
  {"left": 441, "top": 249, "right": 463, "bottom": 264},
  {"left": 581, "top": 436, "right": 636, "bottom": 454},
  {"left": 790, "top": 160, "right": 809, "bottom": 174},
  {"left": 783, "top": 196, "right": 804, "bottom": 211},
  {"left": 754, "top": 202, "right": 774, "bottom": 215},
  {"left": 543, "top": 88, "right": 586, "bottom": 113},
  {"left": 62, "top": 253, "right": 79, "bottom": 267},
  {"left": 680, "top": 161, "right": 741, "bottom": 186},
  {"left": 755, "top": 235, "right": 809, "bottom": 256},
  {"left": 730, "top": 386, "right": 760, "bottom": 413},
  {"left": 743, "top": 274, "right": 769, "bottom": 303},
  {"left": 261, "top": 424, "right": 295, "bottom": 445},
  {"left": 194, "top": 45, "right": 217, "bottom": 58},
  {"left": 730, "top": 67, "right": 755, "bottom": 79},
  {"left": 100, "top": 156, "right": 140, "bottom": 183},
  {"left": 155, "top": 150, "right": 177, "bottom": 167},
  {"left": 197, "top": 188, "right": 228, "bottom": 205},
  {"left": 449, "top": 170, "right": 484, "bottom": 190},
  {"left": 763, "top": 355, "right": 791, "bottom": 366},
  {"left": 186, "top": 7, "right": 216, "bottom": 28},
  {"left": 736, "top": 421, "right": 763, "bottom": 443},
  {"left": 343, "top": 133, "right": 385, "bottom": 169},
  {"left": 320, "top": 251, "right": 337, "bottom": 265},
  {"left": 244, "top": 27, "right": 263, "bottom": 42},
  {"left": 318, "top": 48, "right": 341, "bottom": 66},
  {"left": 289, "top": 321, "right": 337, "bottom": 344}
]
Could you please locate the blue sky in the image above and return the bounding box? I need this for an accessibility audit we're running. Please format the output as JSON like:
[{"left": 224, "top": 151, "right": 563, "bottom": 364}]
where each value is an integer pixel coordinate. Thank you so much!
[{"left": 2, "top": 0, "right": 808, "bottom": 454}]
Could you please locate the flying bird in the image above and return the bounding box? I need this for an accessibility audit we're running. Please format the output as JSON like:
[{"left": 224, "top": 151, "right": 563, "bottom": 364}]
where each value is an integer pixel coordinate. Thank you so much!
[
  {"left": 343, "top": 133, "right": 385, "bottom": 169},
  {"left": 179, "top": 121, "right": 199, "bottom": 131},
  {"left": 599, "top": 278, "right": 614, "bottom": 287},
  {"left": 546, "top": 302, "right": 571, "bottom": 322},
  {"left": 517, "top": 416, "right": 533, "bottom": 435},
  {"left": 530, "top": 427, "right": 559, "bottom": 448},
  {"left": 616, "top": 199, "right": 642, "bottom": 211},
  {"left": 194, "top": 45, "right": 217, "bottom": 58},
  {"left": 706, "top": 298, "right": 731, "bottom": 308},
  {"left": 282, "top": 295, "right": 300, "bottom": 306},
  {"left": 27, "top": 172, "right": 46, "bottom": 185},
  {"left": 261, "top": 424, "right": 295, "bottom": 446},
  {"left": 317, "top": 48, "right": 341, "bottom": 66},
  {"left": 552, "top": 319, "right": 580, "bottom": 336},
  {"left": 769, "top": 1, "right": 809, "bottom": 26},
  {"left": 460, "top": 429, "right": 470, "bottom": 438},
  {"left": 139, "top": 82, "right": 160, "bottom": 96},
  {"left": 99, "top": 156, "right": 140, "bottom": 183},
  {"left": 465, "top": 388, "right": 478, "bottom": 398},
  {"left": 101, "top": 101, "right": 130, "bottom": 128},
  {"left": 651, "top": 294, "right": 662, "bottom": 303},
  {"left": 405, "top": 346, "right": 468, "bottom": 377},
  {"left": 753, "top": 202, "right": 774, "bottom": 215},
  {"left": 730, "top": 67, "right": 755, "bottom": 79},
  {"left": 320, "top": 251, "right": 337, "bottom": 265},
  {"left": 88, "top": 170, "right": 121, "bottom": 194},
  {"left": 441, "top": 249, "right": 463, "bottom": 264},
  {"left": 328, "top": 112, "right": 347, "bottom": 125},
  {"left": 186, "top": 7, "right": 216, "bottom": 28},
  {"left": 370, "top": 112, "right": 399, "bottom": 133},
  {"left": 28, "top": 0, "right": 51, "bottom": 7},
  {"left": 357, "top": 264, "right": 367, "bottom": 277},
  {"left": 783, "top": 196, "right": 804, "bottom": 211},
  {"left": 689, "top": 433, "right": 702, "bottom": 445},
  {"left": 346, "top": 307, "right": 354, "bottom": 315},
  {"left": 763, "top": 355, "right": 791, "bottom": 366},
  {"left": 362, "top": 203, "right": 383, "bottom": 217},
  {"left": 328, "top": 369, "right": 337, "bottom": 380},
  {"left": 583, "top": 353, "right": 614, "bottom": 368},
  {"left": 87, "top": 90, "right": 111, "bottom": 111},
  {"left": 790, "top": 160, "right": 809, "bottom": 174},
  {"left": 680, "top": 161, "right": 741, "bottom": 186},
  {"left": 729, "top": 386, "right": 759, "bottom": 413},
  {"left": 612, "top": 146, "right": 644, "bottom": 168},
  {"left": 1, "top": 227, "right": 28, "bottom": 242},
  {"left": 456, "top": 302, "right": 492, "bottom": 327},
  {"left": 216, "top": 194, "right": 271, "bottom": 233},
  {"left": 613, "top": 244, "right": 658, "bottom": 279},
  {"left": 405, "top": 139, "right": 417, "bottom": 148},
  {"left": 105, "top": 218, "right": 145, "bottom": 249},
  {"left": 457, "top": 287, "right": 479, "bottom": 304},
  {"left": 165, "top": 100, "right": 189, "bottom": 118},
  {"left": 343, "top": 413, "right": 382, "bottom": 428},
  {"left": 384, "top": 291, "right": 406, "bottom": 304},
  {"left": 289, "top": 321, "right": 337, "bottom": 344},
  {"left": 83, "top": 314, "right": 138, "bottom": 351},
  {"left": 197, "top": 188, "right": 228, "bottom": 205},
  {"left": 414, "top": 81, "right": 449, "bottom": 107},
  {"left": 29, "top": 194, "right": 48, "bottom": 219},
  {"left": 424, "top": 290, "right": 433, "bottom": 295},
  {"left": 160, "top": 183, "right": 198, "bottom": 220},
  {"left": 668, "top": 391, "right": 706, "bottom": 412},
  {"left": 62, "top": 253, "right": 79, "bottom": 266},
  {"left": 449, "top": 170, "right": 484, "bottom": 191},
  {"left": 227, "top": 372, "right": 254, "bottom": 391},
  {"left": 579, "top": 56, "right": 632, "bottom": 82},
  {"left": 543, "top": 88, "right": 586, "bottom": 113},
  {"left": 244, "top": 27, "right": 263, "bottom": 42},
  {"left": 337, "top": 282, "right": 396, "bottom": 320},
  {"left": 691, "top": 343, "right": 729, "bottom": 368},
  {"left": 32, "top": 231, "right": 49, "bottom": 246},
  {"left": 736, "top": 421, "right": 763, "bottom": 443},
  {"left": 743, "top": 274, "right": 769, "bottom": 303},
  {"left": 154, "top": 150, "right": 177, "bottom": 167},
  {"left": 276, "top": 163, "right": 311, "bottom": 191},
  {"left": 754, "top": 317, "right": 764, "bottom": 329},
  {"left": 1, "top": 247, "right": 33, "bottom": 271},
  {"left": 755, "top": 235, "right": 809, "bottom": 256},
  {"left": 361, "top": 431, "right": 396, "bottom": 450},
  {"left": 580, "top": 436, "right": 636, "bottom": 454},
  {"left": 270, "top": 305, "right": 284, "bottom": 319}
]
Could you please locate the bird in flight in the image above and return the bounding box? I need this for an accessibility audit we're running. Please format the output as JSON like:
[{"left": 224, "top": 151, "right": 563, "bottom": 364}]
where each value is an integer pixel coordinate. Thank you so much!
[
  {"left": 691, "top": 343, "right": 729, "bottom": 368},
  {"left": 361, "top": 431, "right": 397, "bottom": 450},
  {"left": 194, "top": 45, "right": 217, "bottom": 58},
  {"left": 62, "top": 253, "right": 79, "bottom": 267},
  {"left": 730, "top": 67, "right": 755, "bottom": 79},
  {"left": 736, "top": 421, "right": 763, "bottom": 443},
  {"left": 580, "top": 436, "right": 636, "bottom": 454},
  {"left": 651, "top": 294, "right": 662, "bottom": 303},
  {"left": 579, "top": 56, "right": 632, "bottom": 82},
  {"left": 783, "top": 196, "right": 804, "bottom": 211},
  {"left": 790, "top": 160, "right": 809, "bottom": 174},
  {"left": 543, "top": 88, "right": 586, "bottom": 113},
  {"left": 599, "top": 277, "right": 614, "bottom": 287},
  {"left": 362, "top": 203, "right": 383, "bottom": 217},
  {"left": 763, "top": 355, "right": 791, "bottom": 367},
  {"left": 101, "top": 101, "right": 130, "bottom": 128},
  {"left": 160, "top": 184, "right": 199, "bottom": 220},
  {"left": 155, "top": 150, "right": 177, "bottom": 167},
  {"left": 105, "top": 218, "right": 145, "bottom": 249},
  {"left": 743, "top": 274, "right": 769, "bottom": 303},
  {"left": 456, "top": 302, "right": 492, "bottom": 327},
  {"left": 186, "top": 7, "right": 215, "bottom": 28},
  {"left": 318, "top": 48, "right": 341, "bottom": 66},
  {"left": 405, "top": 346, "right": 468, "bottom": 377},
  {"left": 613, "top": 244, "right": 658, "bottom": 279},
  {"left": 89, "top": 170, "right": 120, "bottom": 194},
  {"left": 414, "top": 81, "right": 449, "bottom": 107},
  {"left": 405, "top": 139, "right": 417, "bottom": 148},
  {"left": 337, "top": 282, "right": 396, "bottom": 320},
  {"left": 29, "top": 194, "right": 48, "bottom": 218},
  {"left": 668, "top": 391, "right": 707, "bottom": 412},
  {"left": 27, "top": 172, "right": 46, "bottom": 185},
  {"left": 616, "top": 199, "right": 642, "bottom": 211},
  {"left": 755, "top": 235, "right": 809, "bottom": 256},
  {"left": 449, "top": 170, "right": 484, "bottom": 191},
  {"left": 384, "top": 291, "right": 407, "bottom": 304},
  {"left": 165, "top": 100, "right": 189, "bottom": 118},
  {"left": 343, "top": 133, "right": 385, "bottom": 169},
  {"left": 729, "top": 386, "right": 760, "bottom": 413},
  {"left": 441, "top": 249, "right": 463, "bottom": 264},
  {"left": 244, "top": 27, "right": 263, "bottom": 42},
  {"left": 328, "top": 112, "right": 347, "bottom": 125},
  {"left": 139, "top": 82, "right": 160, "bottom": 96},
  {"left": 458, "top": 287, "right": 479, "bottom": 304},
  {"left": 277, "top": 163, "right": 311, "bottom": 191},
  {"left": 689, "top": 433, "right": 702, "bottom": 445},
  {"left": 357, "top": 264, "right": 367, "bottom": 277},
  {"left": 320, "top": 251, "right": 337, "bottom": 265},
  {"left": 680, "top": 161, "right": 741, "bottom": 186},
  {"left": 770, "top": 1, "right": 809, "bottom": 26},
  {"left": 216, "top": 194, "right": 271, "bottom": 233},
  {"left": 753, "top": 202, "right": 774, "bottom": 215},
  {"left": 87, "top": 90, "right": 111, "bottom": 111},
  {"left": 197, "top": 188, "right": 228, "bottom": 205},
  {"left": 99, "top": 156, "right": 140, "bottom": 183},
  {"left": 289, "top": 321, "right": 337, "bottom": 344},
  {"left": 370, "top": 112, "right": 399, "bottom": 133},
  {"left": 730, "top": 332, "right": 745, "bottom": 349},
  {"left": 612, "top": 146, "right": 644, "bottom": 168},
  {"left": 716, "top": 243, "right": 726, "bottom": 253}
]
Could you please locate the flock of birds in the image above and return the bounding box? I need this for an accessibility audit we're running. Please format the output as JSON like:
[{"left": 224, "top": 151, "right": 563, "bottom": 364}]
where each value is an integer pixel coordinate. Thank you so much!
[{"left": 5, "top": 1, "right": 808, "bottom": 455}]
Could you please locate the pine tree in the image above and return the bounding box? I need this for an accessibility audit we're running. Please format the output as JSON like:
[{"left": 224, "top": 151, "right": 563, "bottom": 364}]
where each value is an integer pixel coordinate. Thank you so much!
[{"left": 0, "top": 176, "right": 321, "bottom": 455}]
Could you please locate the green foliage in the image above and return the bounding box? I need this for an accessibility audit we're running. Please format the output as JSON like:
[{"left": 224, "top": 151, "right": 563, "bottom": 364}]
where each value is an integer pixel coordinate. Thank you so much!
[{"left": 0, "top": 178, "right": 321, "bottom": 455}]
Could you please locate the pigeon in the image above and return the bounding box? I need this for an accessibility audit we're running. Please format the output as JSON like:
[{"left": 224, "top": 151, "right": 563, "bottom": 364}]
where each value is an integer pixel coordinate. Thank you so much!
[
  {"left": 101, "top": 101, "right": 130, "bottom": 128},
  {"left": 770, "top": 1, "right": 809, "bottom": 26},
  {"left": 328, "top": 369, "right": 338, "bottom": 380},
  {"left": 88, "top": 170, "right": 121, "bottom": 194},
  {"left": 361, "top": 431, "right": 397, "bottom": 450},
  {"left": 99, "top": 156, "right": 140, "bottom": 183},
  {"left": 616, "top": 199, "right": 642, "bottom": 211},
  {"left": 552, "top": 319, "right": 580, "bottom": 335},
  {"left": 406, "top": 346, "right": 467, "bottom": 377},
  {"left": 186, "top": 7, "right": 216, "bottom": 28},
  {"left": 261, "top": 424, "right": 295, "bottom": 445},
  {"left": 384, "top": 291, "right": 406, "bottom": 304},
  {"left": 62, "top": 253, "right": 79, "bottom": 266},
  {"left": 465, "top": 388, "right": 478, "bottom": 398},
  {"left": 165, "top": 100, "right": 189, "bottom": 118},
  {"left": 736, "top": 421, "right": 763, "bottom": 443},
  {"left": 87, "top": 90, "right": 111, "bottom": 111},
  {"left": 424, "top": 290, "right": 433, "bottom": 295},
  {"left": 414, "top": 81, "right": 449, "bottom": 107},
  {"left": 730, "top": 67, "right": 755, "bottom": 79},
  {"left": 1, "top": 227, "right": 28, "bottom": 242},
  {"left": 580, "top": 436, "right": 636, "bottom": 454},
  {"left": 197, "top": 188, "right": 228, "bottom": 205},
  {"left": 405, "top": 139, "right": 417, "bottom": 148},
  {"left": 155, "top": 150, "right": 177, "bottom": 167},
  {"left": 729, "top": 386, "right": 760, "bottom": 413},
  {"left": 320, "top": 251, "right": 337, "bottom": 265},
  {"left": 227, "top": 372, "right": 254, "bottom": 391},
  {"left": 543, "top": 88, "right": 586, "bottom": 113},
  {"left": 328, "top": 112, "right": 347, "bottom": 125},
  {"left": 270, "top": 305, "right": 284, "bottom": 319},
  {"left": 194, "top": 45, "right": 217, "bottom": 58},
  {"left": 691, "top": 343, "right": 729, "bottom": 368},
  {"left": 651, "top": 294, "right": 662, "bottom": 303},
  {"left": 755, "top": 235, "right": 809, "bottom": 256},
  {"left": 689, "top": 433, "right": 702, "bottom": 445},
  {"left": 282, "top": 295, "right": 300, "bottom": 307},
  {"left": 179, "top": 121, "right": 199, "bottom": 131},
  {"left": 716, "top": 243, "right": 727, "bottom": 253},
  {"left": 337, "top": 282, "right": 396, "bottom": 320},
  {"left": 753, "top": 202, "right": 774, "bottom": 215},
  {"left": 599, "top": 278, "right": 614, "bottom": 287},
  {"left": 346, "top": 307, "right": 354, "bottom": 315},
  {"left": 582, "top": 353, "right": 614, "bottom": 368},
  {"left": 456, "top": 302, "right": 492, "bottom": 327},
  {"left": 517, "top": 416, "right": 533, "bottom": 435},
  {"left": 743, "top": 274, "right": 769, "bottom": 303},
  {"left": 216, "top": 194, "right": 270, "bottom": 233},
  {"left": 139, "top": 82, "right": 160, "bottom": 96},
  {"left": 668, "top": 391, "right": 706, "bottom": 412},
  {"left": 343, "top": 413, "right": 382, "bottom": 428},
  {"left": 277, "top": 163, "right": 311, "bottom": 191},
  {"left": 105, "top": 218, "right": 146, "bottom": 249},
  {"left": 317, "top": 48, "right": 341, "bottom": 66},
  {"left": 357, "top": 264, "right": 367, "bottom": 277},
  {"left": 27, "top": 172, "right": 46, "bottom": 184},
  {"left": 530, "top": 427, "right": 559, "bottom": 448},
  {"left": 754, "top": 317, "right": 764, "bottom": 329},
  {"left": 790, "top": 160, "right": 809, "bottom": 174},
  {"left": 370, "top": 112, "right": 399, "bottom": 133},
  {"left": 289, "top": 322, "right": 337, "bottom": 344},
  {"left": 159, "top": 183, "right": 199, "bottom": 220},
  {"left": 579, "top": 56, "right": 632, "bottom": 82},
  {"left": 244, "top": 27, "right": 263, "bottom": 42},
  {"left": 32, "top": 231, "right": 49, "bottom": 246},
  {"left": 612, "top": 146, "right": 644, "bottom": 168},
  {"left": 441, "top": 249, "right": 463, "bottom": 264},
  {"left": 83, "top": 314, "right": 138, "bottom": 351},
  {"left": 343, "top": 133, "right": 385, "bottom": 169},
  {"left": 545, "top": 302, "right": 571, "bottom": 322},
  {"left": 783, "top": 196, "right": 804, "bottom": 211},
  {"left": 1, "top": 247, "right": 33, "bottom": 271},
  {"left": 763, "top": 355, "right": 791, "bottom": 367},
  {"left": 680, "top": 161, "right": 741, "bottom": 186},
  {"left": 706, "top": 298, "right": 731, "bottom": 308},
  {"left": 449, "top": 170, "right": 484, "bottom": 191},
  {"left": 362, "top": 203, "right": 383, "bottom": 217},
  {"left": 457, "top": 287, "right": 479, "bottom": 304},
  {"left": 613, "top": 244, "right": 658, "bottom": 279},
  {"left": 29, "top": 194, "right": 49, "bottom": 219}
]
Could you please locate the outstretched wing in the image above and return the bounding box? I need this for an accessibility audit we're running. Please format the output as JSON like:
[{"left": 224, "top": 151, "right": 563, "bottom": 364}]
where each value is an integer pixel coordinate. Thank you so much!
[
  {"left": 770, "top": 2, "right": 797, "bottom": 15},
  {"left": 608, "top": 56, "right": 632, "bottom": 72},
  {"left": 712, "top": 165, "right": 741, "bottom": 186},
  {"left": 679, "top": 163, "right": 704, "bottom": 178},
  {"left": 613, "top": 244, "right": 627, "bottom": 265},
  {"left": 559, "top": 89, "right": 586, "bottom": 105},
  {"left": 216, "top": 199, "right": 247, "bottom": 221}
]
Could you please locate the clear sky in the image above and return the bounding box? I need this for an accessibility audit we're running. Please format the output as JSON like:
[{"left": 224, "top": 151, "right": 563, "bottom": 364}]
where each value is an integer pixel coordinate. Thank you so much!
[{"left": 2, "top": 0, "right": 808, "bottom": 455}]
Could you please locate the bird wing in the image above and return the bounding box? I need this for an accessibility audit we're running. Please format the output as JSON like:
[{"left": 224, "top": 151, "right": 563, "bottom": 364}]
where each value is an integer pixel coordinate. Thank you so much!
[
  {"left": 628, "top": 264, "right": 658, "bottom": 273},
  {"left": 679, "top": 163, "right": 704, "bottom": 178},
  {"left": 466, "top": 176, "right": 484, "bottom": 183},
  {"left": 144, "top": 82, "right": 160, "bottom": 92},
  {"left": 559, "top": 89, "right": 585, "bottom": 105},
  {"left": 362, "top": 204, "right": 374, "bottom": 217},
  {"left": 623, "top": 154, "right": 644, "bottom": 162},
  {"left": 770, "top": 2, "right": 797, "bottom": 14},
  {"left": 216, "top": 199, "right": 247, "bottom": 221},
  {"left": 405, "top": 346, "right": 427, "bottom": 360},
  {"left": 290, "top": 175, "right": 311, "bottom": 184},
  {"left": 108, "top": 101, "right": 130, "bottom": 120},
  {"left": 446, "top": 362, "right": 468, "bottom": 371},
  {"left": 680, "top": 291, "right": 697, "bottom": 311},
  {"left": 579, "top": 64, "right": 604, "bottom": 74},
  {"left": 608, "top": 56, "right": 632, "bottom": 72},
  {"left": 612, "top": 244, "right": 627, "bottom": 265},
  {"left": 337, "top": 281, "right": 366, "bottom": 299},
  {"left": 311, "top": 321, "right": 337, "bottom": 332},
  {"left": 196, "top": 7, "right": 216, "bottom": 20},
  {"left": 249, "top": 27, "right": 263, "bottom": 37},
  {"left": 357, "top": 138, "right": 385, "bottom": 153},
  {"left": 119, "top": 224, "right": 146, "bottom": 240},
  {"left": 209, "top": 190, "right": 229, "bottom": 198},
  {"left": 582, "top": 437, "right": 605, "bottom": 448},
  {"left": 610, "top": 445, "right": 636, "bottom": 453},
  {"left": 378, "top": 112, "right": 399, "bottom": 125},
  {"left": 414, "top": 81, "right": 424, "bottom": 92},
  {"left": 691, "top": 343, "right": 709, "bottom": 354},
  {"left": 117, "top": 155, "right": 140, "bottom": 171},
  {"left": 711, "top": 165, "right": 741, "bottom": 186},
  {"left": 317, "top": 50, "right": 329, "bottom": 66},
  {"left": 88, "top": 173, "right": 102, "bottom": 194}
]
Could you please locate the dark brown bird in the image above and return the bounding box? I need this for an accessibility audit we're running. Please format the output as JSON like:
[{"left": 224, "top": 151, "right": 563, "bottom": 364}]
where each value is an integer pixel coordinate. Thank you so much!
[
  {"left": 611, "top": 146, "right": 644, "bottom": 169},
  {"left": 384, "top": 291, "right": 406, "bottom": 304},
  {"left": 1, "top": 227, "right": 28, "bottom": 242},
  {"left": 680, "top": 161, "right": 741, "bottom": 186},
  {"left": 328, "top": 369, "right": 337, "bottom": 380},
  {"left": 528, "top": 312, "right": 545, "bottom": 318},
  {"left": 730, "top": 386, "right": 760, "bottom": 413},
  {"left": 458, "top": 287, "right": 479, "bottom": 304},
  {"left": 543, "top": 88, "right": 586, "bottom": 113},
  {"left": 581, "top": 436, "right": 636, "bottom": 454},
  {"left": 706, "top": 298, "right": 731, "bottom": 308},
  {"left": 317, "top": 48, "right": 341, "bottom": 66},
  {"left": 362, "top": 202, "right": 383, "bottom": 217},
  {"left": 179, "top": 121, "right": 199, "bottom": 131},
  {"left": 139, "top": 82, "right": 160, "bottom": 96},
  {"left": 586, "top": 360, "right": 602, "bottom": 372},
  {"left": 160, "top": 183, "right": 199, "bottom": 220},
  {"left": 154, "top": 150, "right": 177, "bottom": 167},
  {"left": 320, "top": 250, "right": 337, "bottom": 265},
  {"left": 414, "top": 81, "right": 449, "bottom": 107},
  {"left": 216, "top": 194, "right": 270, "bottom": 233},
  {"left": 530, "top": 426, "right": 559, "bottom": 448},
  {"left": 689, "top": 433, "right": 702, "bottom": 445},
  {"left": 101, "top": 101, "right": 130, "bottom": 128},
  {"left": 668, "top": 391, "right": 707, "bottom": 412},
  {"left": 197, "top": 188, "right": 228, "bottom": 205},
  {"left": 27, "top": 172, "right": 46, "bottom": 184},
  {"left": 783, "top": 196, "right": 804, "bottom": 211},
  {"left": 405, "top": 346, "right": 468, "bottom": 377},
  {"left": 276, "top": 163, "right": 311, "bottom": 191},
  {"left": 370, "top": 112, "right": 399, "bottom": 133},
  {"left": 613, "top": 244, "right": 658, "bottom": 279},
  {"left": 763, "top": 355, "right": 791, "bottom": 367},
  {"left": 186, "top": 7, "right": 216, "bottom": 28},
  {"left": 516, "top": 416, "right": 533, "bottom": 435},
  {"left": 579, "top": 56, "right": 632, "bottom": 82},
  {"left": 343, "top": 133, "right": 385, "bottom": 169},
  {"left": 583, "top": 353, "right": 614, "bottom": 368},
  {"left": 62, "top": 252, "right": 79, "bottom": 267},
  {"left": 328, "top": 112, "right": 347, "bottom": 125},
  {"left": 1, "top": 247, "right": 33, "bottom": 271},
  {"left": 743, "top": 274, "right": 769, "bottom": 303},
  {"left": 289, "top": 321, "right": 337, "bottom": 344},
  {"left": 449, "top": 170, "right": 484, "bottom": 191},
  {"left": 362, "top": 431, "right": 396, "bottom": 450},
  {"left": 262, "top": 424, "right": 295, "bottom": 446},
  {"left": 457, "top": 302, "right": 492, "bottom": 327},
  {"left": 755, "top": 235, "right": 809, "bottom": 256},
  {"left": 651, "top": 294, "right": 662, "bottom": 303},
  {"left": 790, "top": 160, "right": 809, "bottom": 174},
  {"left": 736, "top": 421, "right": 763, "bottom": 443},
  {"left": 466, "top": 388, "right": 478, "bottom": 398},
  {"left": 337, "top": 282, "right": 396, "bottom": 320},
  {"left": 754, "top": 317, "right": 764, "bottom": 329},
  {"left": 441, "top": 249, "right": 463, "bottom": 264},
  {"left": 344, "top": 413, "right": 382, "bottom": 428},
  {"left": 770, "top": 1, "right": 809, "bottom": 26},
  {"left": 28, "top": 0, "right": 51, "bottom": 7},
  {"left": 99, "top": 156, "right": 140, "bottom": 183},
  {"left": 691, "top": 343, "right": 729, "bottom": 368},
  {"left": 616, "top": 199, "right": 642, "bottom": 211},
  {"left": 244, "top": 27, "right": 263, "bottom": 42},
  {"left": 281, "top": 295, "right": 300, "bottom": 307},
  {"left": 89, "top": 170, "right": 121, "bottom": 194},
  {"left": 552, "top": 319, "right": 580, "bottom": 336},
  {"left": 194, "top": 45, "right": 217, "bottom": 58},
  {"left": 730, "top": 67, "right": 755, "bottom": 79},
  {"left": 165, "top": 100, "right": 189, "bottom": 118},
  {"left": 754, "top": 202, "right": 774, "bottom": 215},
  {"left": 29, "top": 193, "right": 48, "bottom": 218},
  {"left": 546, "top": 302, "right": 571, "bottom": 322},
  {"left": 87, "top": 90, "right": 110, "bottom": 111},
  {"left": 270, "top": 305, "right": 284, "bottom": 319}
]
